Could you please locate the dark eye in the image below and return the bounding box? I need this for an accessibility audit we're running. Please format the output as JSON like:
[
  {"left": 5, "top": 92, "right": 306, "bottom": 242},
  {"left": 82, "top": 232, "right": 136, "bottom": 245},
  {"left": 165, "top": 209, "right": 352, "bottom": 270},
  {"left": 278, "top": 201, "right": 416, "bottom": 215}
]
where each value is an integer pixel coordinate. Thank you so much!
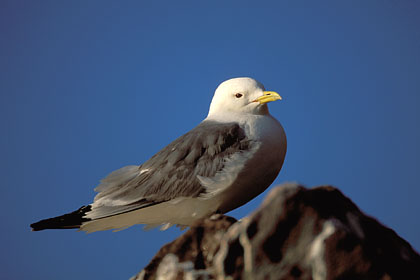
[{"left": 235, "top": 93, "right": 243, "bottom": 98}]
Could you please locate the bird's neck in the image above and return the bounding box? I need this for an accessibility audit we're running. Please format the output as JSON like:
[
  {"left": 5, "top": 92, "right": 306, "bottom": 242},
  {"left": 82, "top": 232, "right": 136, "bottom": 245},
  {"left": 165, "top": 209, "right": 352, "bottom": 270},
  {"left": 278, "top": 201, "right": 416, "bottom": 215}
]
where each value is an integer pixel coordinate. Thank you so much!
[{"left": 205, "top": 111, "right": 270, "bottom": 124}]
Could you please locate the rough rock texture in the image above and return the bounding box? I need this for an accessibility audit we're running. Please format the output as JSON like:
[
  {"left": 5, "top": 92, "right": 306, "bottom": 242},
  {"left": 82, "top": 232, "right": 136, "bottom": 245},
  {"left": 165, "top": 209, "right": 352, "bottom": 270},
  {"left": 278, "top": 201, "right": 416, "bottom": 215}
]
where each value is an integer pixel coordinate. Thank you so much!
[{"left": 131, "top": 184, "right": 420, "bottom": 280}]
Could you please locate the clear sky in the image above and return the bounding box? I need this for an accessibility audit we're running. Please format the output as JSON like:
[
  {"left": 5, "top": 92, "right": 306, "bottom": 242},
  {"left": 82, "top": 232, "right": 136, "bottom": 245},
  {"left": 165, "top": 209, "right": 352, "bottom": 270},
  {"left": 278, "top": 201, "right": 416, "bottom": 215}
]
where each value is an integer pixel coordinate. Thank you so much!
[{"left": 1, "top": 1, "right": 419, "bottom": 279}]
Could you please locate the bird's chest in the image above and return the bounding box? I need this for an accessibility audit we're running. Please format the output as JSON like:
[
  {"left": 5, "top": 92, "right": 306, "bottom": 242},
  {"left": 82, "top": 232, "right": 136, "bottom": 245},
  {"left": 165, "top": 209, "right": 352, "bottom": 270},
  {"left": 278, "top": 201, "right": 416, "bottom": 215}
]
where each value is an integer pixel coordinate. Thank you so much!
[
  {"left": 242, "top": 116, "right": 286, "bottom": 161},
  {"left": 215, "top": 116, "right": 287, "bottom": 213}
]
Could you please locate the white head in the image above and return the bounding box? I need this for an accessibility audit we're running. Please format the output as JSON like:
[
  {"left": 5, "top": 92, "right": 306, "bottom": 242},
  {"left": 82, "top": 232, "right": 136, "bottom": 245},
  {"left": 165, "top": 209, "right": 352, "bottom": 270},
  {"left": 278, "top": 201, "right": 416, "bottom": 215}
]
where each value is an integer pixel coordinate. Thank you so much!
[{"left": 207, "top": 77, "right": 281, "bottom": 117}]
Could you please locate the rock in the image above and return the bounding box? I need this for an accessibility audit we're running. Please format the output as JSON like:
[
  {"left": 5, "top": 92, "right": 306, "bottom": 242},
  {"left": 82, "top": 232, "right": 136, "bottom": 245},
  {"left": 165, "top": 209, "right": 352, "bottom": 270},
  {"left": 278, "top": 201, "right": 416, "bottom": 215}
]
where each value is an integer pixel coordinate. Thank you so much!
[
  {"left": 131, "top": 183, "right": 420, "bottom": 280},
  {"left": 133, "top": 214, "right": 236, "bottom": 280}
]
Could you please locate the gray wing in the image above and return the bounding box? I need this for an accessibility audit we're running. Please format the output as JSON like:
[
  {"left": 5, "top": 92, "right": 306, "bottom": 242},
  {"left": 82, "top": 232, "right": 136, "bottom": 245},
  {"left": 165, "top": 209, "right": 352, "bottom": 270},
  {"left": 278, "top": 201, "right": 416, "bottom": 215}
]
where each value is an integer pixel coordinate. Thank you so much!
[{"left": 87, "top": 121, "right": 254, "bottom": 219}]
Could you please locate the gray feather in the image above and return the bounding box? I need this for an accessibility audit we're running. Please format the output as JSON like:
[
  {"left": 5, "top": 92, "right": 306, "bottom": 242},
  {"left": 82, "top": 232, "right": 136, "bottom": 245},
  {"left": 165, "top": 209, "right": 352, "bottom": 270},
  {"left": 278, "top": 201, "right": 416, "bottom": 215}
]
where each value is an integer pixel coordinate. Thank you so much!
[{"left": 87, "top": 120, "right": 253, "bottom": 219}]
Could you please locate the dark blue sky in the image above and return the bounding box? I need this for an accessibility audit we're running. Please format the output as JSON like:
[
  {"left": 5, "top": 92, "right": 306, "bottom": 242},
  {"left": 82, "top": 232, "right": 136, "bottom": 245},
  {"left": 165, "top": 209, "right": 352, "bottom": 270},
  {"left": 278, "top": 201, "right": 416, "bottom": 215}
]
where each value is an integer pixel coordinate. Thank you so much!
[{"left": 1, "top": 1, "right": 419, "bottom": 279}]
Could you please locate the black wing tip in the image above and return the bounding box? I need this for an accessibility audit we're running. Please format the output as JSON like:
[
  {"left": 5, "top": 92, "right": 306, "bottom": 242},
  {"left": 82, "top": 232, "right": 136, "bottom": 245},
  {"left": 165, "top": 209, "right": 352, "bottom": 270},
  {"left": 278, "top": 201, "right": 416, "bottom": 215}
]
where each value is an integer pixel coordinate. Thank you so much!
[{"left": 30, "top": 205, "right": 92, "bottom": 231}]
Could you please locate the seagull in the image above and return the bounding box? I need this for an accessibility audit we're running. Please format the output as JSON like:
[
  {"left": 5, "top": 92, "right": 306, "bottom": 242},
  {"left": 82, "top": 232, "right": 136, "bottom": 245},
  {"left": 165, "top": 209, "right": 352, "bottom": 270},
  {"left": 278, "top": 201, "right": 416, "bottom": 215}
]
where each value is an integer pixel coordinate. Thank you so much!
[{"left": 30, "top": 77, "right": 287, "bottom": 233}]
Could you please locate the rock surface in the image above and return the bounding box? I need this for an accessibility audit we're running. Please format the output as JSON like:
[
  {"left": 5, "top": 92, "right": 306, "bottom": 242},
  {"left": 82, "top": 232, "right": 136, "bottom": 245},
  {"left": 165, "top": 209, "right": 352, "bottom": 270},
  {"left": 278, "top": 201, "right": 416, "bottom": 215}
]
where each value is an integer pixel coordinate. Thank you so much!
[{"left": 131, "top": 183, "right": 420, "bottom": 280}]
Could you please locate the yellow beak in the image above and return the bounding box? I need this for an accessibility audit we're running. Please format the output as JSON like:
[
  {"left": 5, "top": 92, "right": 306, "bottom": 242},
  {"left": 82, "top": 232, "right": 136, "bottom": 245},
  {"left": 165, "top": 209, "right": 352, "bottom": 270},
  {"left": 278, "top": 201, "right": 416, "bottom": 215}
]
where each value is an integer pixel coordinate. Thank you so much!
[{"left": 254, "top": 91, "right": 282, "bottom": 104}]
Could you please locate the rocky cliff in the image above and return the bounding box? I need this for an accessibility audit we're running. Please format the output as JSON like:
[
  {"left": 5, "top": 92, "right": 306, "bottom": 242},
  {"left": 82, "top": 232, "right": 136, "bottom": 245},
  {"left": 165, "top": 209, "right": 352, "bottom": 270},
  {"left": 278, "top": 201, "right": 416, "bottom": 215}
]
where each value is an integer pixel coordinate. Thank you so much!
[{"left": 131, "top": 183, "right": 420, "bottom": 280}]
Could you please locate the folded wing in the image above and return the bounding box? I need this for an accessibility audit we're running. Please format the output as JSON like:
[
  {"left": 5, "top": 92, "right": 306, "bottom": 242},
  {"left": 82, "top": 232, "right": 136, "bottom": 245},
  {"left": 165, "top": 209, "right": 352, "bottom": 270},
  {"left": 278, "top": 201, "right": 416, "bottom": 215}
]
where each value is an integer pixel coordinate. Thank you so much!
[{"left": 85, "top": 120, "right": 255, "bottom": 221}]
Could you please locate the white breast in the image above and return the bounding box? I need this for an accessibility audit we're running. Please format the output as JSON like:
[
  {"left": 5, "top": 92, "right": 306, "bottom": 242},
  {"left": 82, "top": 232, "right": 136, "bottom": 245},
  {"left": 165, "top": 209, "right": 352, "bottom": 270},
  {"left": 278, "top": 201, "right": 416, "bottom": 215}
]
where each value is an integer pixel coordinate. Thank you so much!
[{"left": 206, "top": 113, "right": 287, "bottom": 213}]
